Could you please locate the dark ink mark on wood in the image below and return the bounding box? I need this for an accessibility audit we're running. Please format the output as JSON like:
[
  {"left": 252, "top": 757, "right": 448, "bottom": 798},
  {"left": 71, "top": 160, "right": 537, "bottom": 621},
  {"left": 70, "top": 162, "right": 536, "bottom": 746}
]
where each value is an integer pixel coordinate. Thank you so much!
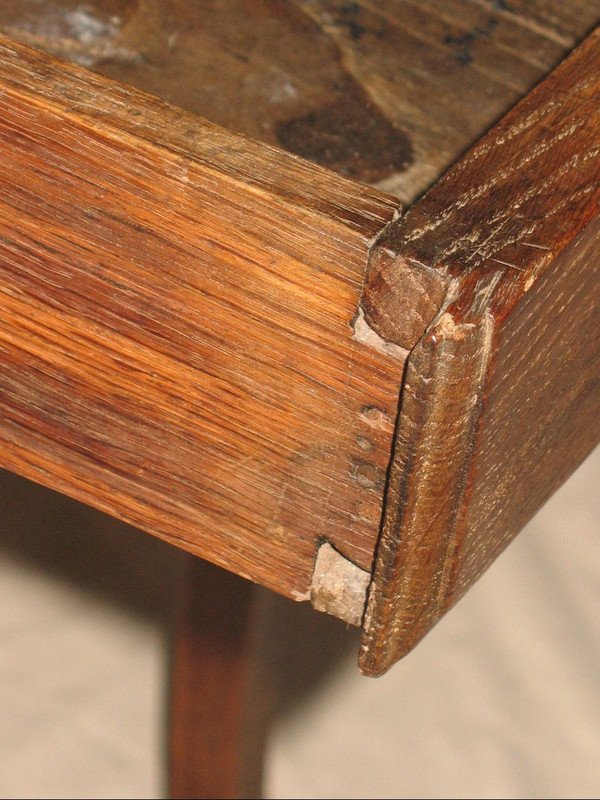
[
  {"left": 337, "top": 2, "right": 367, "bottom": 40},
  {"left": 443, "top": 31, "right": 475, "bottom": 65},
  {"left": 444, "top": 18, "right": 498, "bottom": 66}
]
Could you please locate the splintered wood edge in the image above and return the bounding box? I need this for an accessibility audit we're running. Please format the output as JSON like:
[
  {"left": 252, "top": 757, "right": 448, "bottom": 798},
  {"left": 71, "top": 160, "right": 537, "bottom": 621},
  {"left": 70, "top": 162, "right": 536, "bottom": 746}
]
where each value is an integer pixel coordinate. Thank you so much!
[{"left": 358, "top": 27, "right": 600, "bottom": 676}]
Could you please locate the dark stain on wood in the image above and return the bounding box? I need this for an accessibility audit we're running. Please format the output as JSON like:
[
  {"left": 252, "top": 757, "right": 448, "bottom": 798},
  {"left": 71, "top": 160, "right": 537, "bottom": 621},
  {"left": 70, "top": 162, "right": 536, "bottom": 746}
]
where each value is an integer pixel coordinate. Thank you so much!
[
  {"left": 1, "top": 0, "right": 599, "bottom": 657},
  {"left": 0, "top": 0, "right": 412, "bottom": 184},
  {"left": 443, "top": 18, "right": 499, "bottom": 66},
  {"left": 336, "top": 2, "right": 368, "bottom": 41},
  {"left": 2, "top": 0, "right": 599, "bottom": 202},
  {"left": 276, "top": 84, "right": 414, "bottom": 182}
]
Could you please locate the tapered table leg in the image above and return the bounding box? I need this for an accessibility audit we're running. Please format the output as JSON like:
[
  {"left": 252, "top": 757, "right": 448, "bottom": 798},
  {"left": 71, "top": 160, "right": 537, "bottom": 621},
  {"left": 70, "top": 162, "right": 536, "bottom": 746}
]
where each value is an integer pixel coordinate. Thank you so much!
[{"left": 167, "top": 555, "right": 273, "bottom": 799}]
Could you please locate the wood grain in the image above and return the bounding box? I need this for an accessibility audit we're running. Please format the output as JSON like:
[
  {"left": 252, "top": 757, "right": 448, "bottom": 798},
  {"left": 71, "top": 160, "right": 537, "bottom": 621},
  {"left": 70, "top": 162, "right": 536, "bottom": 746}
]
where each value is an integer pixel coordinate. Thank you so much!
[
  {"left": 360, "top": 27, "right": 600, "bottom": 675},
  {"left": 0, "top": 3, "right": 598, "bottom": 658},
  {"left": 2, "top": 0, "right": 599, "bottom": 202},
  {"left": 0, "top": 35, "right": 405, "bottom": 602}
]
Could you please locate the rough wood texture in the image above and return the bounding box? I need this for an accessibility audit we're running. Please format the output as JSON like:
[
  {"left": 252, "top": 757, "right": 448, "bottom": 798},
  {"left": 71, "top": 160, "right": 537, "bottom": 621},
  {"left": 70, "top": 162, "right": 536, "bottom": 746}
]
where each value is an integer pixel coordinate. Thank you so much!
[
  {"left": 0, "top": 2, "right": 599, "bottom": 659},
  {"left": 0, "top": 35, "right": 405, "bottom": 603},
  {"left": 2, "top": 1, "right": 599, "bottom": 202},
  {"left": 360, "top": 27, "right": 600, "bottom": 675}
]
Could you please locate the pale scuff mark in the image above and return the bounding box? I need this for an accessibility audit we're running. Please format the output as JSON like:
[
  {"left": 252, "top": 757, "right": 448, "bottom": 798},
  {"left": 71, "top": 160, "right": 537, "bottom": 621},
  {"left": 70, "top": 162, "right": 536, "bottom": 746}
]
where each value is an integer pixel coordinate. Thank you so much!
[
  {"left": 359, "top": 405, "right": 395, "bottom": 432},
  {"left": 65, "top": 8, "right": 118, "bottom": 46},
  {"left": 433, "top": 311, "right": 467, "bottom": 342},
  {"left": 310, "top": 542, "right": 371, "bottom": 626},
  {"left": 3, "top": 5, "right": 139, "bottom": 69},
  {"left": 352, "top": 305, "right": 409, "bottom": 362},
  {"left": 290, "top": 588, "right": 310, "bottom": 602}
]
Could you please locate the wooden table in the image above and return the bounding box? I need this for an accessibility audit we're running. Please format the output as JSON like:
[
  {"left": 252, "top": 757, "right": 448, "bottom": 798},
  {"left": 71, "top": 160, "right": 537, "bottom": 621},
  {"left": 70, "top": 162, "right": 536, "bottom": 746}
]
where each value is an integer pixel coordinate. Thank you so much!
[{"left": 0, "top": 2, "right": 598, "bottom": 796}]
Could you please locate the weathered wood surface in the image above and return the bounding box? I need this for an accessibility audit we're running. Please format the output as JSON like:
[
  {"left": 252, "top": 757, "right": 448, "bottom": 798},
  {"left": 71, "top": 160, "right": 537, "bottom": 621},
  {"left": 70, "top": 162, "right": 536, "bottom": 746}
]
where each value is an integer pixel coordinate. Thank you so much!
[
  {"left": 360, "top": 27, "right": 600, "bottom": 675},
  {"left": 0, "top": 3, "right": 599, "bottom": 661},
  {"left": 0, "top": 35, "right": 405, "bottom": 602},
  {"left": 2, "top": 0, "right": 599, "bottom": 202}
]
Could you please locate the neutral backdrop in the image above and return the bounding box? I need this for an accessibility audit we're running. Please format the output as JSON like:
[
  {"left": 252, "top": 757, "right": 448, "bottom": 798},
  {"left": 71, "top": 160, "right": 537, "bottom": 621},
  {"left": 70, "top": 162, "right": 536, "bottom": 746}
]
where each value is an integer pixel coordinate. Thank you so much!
[{"left": 1, "top": 445, "right": 598, "bottom": 799}]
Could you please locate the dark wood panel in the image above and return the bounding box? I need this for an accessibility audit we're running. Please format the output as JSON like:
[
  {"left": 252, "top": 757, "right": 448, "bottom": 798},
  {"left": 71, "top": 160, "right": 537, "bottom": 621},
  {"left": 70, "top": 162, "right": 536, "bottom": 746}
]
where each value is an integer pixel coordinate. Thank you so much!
[{"left": 360, "top": 27, "right": 600, "bottom": 675}]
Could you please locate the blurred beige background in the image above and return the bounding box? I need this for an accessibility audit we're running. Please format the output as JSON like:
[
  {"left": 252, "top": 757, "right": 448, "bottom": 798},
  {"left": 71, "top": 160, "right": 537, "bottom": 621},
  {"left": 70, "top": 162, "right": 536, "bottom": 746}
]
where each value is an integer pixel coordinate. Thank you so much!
[{"left": 1, "top": 445, "right": 599, "bottom": 799}]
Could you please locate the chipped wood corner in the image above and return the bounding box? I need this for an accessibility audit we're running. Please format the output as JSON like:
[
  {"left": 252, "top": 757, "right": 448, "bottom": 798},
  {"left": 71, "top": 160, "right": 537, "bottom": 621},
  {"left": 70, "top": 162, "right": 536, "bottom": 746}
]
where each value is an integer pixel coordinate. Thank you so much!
[
  {"left": 357, "top": 27, "right": 600, "bottom": 676},
  {"left": 351, "top": 305, "right": 409, "bottom": 363},
  {"left": 310, "top": 542, "right": 371, "bottom": 627}
]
